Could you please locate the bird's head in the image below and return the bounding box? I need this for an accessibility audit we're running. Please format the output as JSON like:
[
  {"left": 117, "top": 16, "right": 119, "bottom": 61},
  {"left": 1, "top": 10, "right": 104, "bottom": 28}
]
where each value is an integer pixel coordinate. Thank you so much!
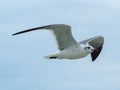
[{"left": 84, "top": 44, "right": 95, "bottom": 53}]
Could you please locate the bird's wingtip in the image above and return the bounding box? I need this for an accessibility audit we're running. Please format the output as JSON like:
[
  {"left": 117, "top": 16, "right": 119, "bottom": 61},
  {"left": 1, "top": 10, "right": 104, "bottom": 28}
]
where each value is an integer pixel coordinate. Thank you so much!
[{"left": 12, "top": 34, "right": 16, "bottom": 36}]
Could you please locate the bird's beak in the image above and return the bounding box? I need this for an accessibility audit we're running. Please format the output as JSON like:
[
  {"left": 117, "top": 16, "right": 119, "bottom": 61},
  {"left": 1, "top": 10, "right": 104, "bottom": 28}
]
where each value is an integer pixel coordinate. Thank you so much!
[
  {"left": 92, "top": 48, "right": 98, "bottom": 52},
  {"left": 91, "top": 47, "right": 98, "bottom": 52},
  {"left": 91, "top": 49, "right": 94, "bottom": 52}
]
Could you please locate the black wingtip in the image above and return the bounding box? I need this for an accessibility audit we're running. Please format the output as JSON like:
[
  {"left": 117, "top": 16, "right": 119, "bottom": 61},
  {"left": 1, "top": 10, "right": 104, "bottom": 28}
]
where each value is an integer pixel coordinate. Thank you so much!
[
  {"left": 12, "top": 30, "right": 30, "bottom": 36},
  {"left": 92, "top": 58, "right": 96, "bottom": 62},
  {"left": 91, "top": 46, "right": 103, "bottom": 62},
  {"left": 12, "top": 33, "right": 17, "bottom": 36},
  {"left": 12, "top": 33, "right": 20, "bottom": 36},
  {"left": 12, "top": 26, "right": 44, "bottom": 36}
]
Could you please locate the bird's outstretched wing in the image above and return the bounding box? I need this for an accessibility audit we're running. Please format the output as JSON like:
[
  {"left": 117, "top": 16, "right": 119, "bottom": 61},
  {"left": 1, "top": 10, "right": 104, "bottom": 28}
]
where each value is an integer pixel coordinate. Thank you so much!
[
  {"left": 79, "top": 36, "right": 104, "bottom": 61},
  {"left": 12, "top": 24, "right": 78, "bottom": 50}
]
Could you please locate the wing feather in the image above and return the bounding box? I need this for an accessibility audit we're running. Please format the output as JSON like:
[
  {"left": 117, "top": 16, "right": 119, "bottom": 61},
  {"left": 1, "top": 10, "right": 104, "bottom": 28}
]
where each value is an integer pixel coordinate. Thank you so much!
[{"left": 12, "top": 24, "right": 78, "bottom": 50}]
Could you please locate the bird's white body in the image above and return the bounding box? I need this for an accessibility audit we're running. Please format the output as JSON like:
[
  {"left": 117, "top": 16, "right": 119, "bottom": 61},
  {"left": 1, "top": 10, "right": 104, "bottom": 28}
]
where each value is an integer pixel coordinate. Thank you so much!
[{"left": 45, "top": 44, "right": 91, "bottom": 59}]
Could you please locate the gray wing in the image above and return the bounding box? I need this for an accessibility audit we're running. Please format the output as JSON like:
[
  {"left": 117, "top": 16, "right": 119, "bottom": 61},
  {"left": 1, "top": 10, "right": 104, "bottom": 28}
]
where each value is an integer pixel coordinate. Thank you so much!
[
  {"left": 12, "top": 24, "right": 78, "bottom": 50},
  {"left": 79, "top": 36, "right": 104, "bottom": 61}
]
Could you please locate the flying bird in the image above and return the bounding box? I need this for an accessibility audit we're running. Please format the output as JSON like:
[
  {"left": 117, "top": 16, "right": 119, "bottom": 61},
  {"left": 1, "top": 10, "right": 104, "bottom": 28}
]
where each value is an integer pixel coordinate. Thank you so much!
[{"left": 12, "top": 24, "right": 104, "bottom": 61}]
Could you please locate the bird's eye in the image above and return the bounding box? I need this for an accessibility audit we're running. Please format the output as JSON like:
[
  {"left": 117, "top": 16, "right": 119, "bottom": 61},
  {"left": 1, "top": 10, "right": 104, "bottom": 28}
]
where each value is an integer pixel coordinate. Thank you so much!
[{"left": 87, "top": 47, "right": 90, "bottom": 49}]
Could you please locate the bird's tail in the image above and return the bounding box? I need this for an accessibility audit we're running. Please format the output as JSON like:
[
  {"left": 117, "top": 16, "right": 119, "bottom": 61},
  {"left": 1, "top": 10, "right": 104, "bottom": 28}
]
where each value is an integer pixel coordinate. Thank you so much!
[{"left": 44, "top": 53, "right": 60, "bottom": 59}]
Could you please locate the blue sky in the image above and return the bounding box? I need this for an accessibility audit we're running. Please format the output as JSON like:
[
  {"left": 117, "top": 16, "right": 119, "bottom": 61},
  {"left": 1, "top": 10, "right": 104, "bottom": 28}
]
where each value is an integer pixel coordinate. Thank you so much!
[{"left": 0, "top": 0, "right": 120, "bottom": 90}]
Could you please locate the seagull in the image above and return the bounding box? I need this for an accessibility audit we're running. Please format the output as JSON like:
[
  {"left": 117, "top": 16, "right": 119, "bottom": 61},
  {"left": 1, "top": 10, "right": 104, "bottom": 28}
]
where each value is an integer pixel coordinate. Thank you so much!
[{"left": 12, "top": 24, "right": 104, "bottom": 61}]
